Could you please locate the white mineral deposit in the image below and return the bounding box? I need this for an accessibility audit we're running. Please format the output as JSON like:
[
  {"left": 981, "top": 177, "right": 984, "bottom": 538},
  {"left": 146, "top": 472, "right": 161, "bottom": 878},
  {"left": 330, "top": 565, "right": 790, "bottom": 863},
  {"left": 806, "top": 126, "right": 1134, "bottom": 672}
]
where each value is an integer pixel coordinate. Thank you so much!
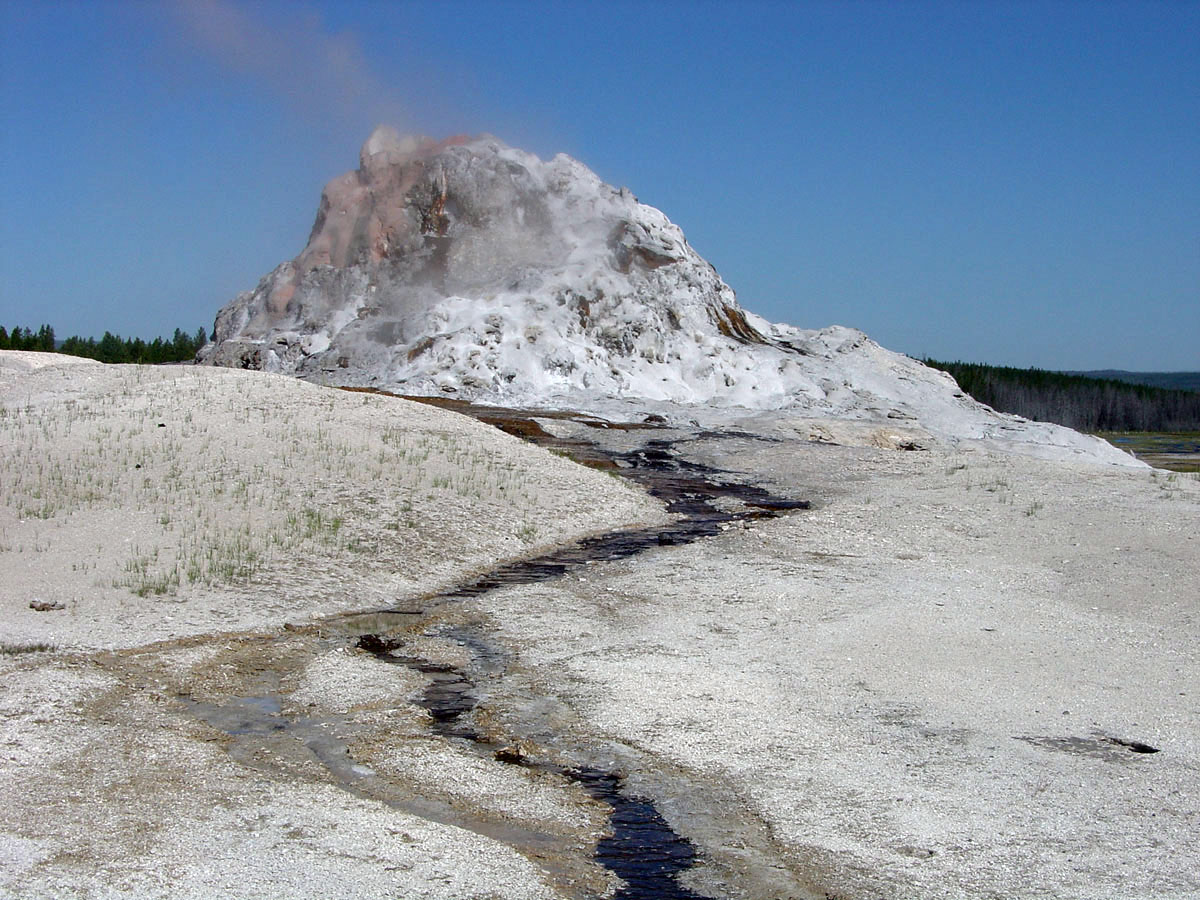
[{"left": 1, "top": 130, "right": 1194, "bottom": 900}]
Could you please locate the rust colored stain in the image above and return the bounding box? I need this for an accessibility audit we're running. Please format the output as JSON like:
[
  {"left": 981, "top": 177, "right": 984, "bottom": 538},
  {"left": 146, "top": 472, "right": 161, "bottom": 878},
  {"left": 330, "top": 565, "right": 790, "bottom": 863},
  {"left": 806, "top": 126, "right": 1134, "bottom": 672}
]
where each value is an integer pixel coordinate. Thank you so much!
[
  {"left": 422, "top": 171, "right": 450, "bottom": 237},
  {"left": 294, "top": 135, "right": 471, "bottom": 276},
  {"left": 266, "top": 281, "right": 296, "bottom": 315},
  {"left": 433, "top": 134, "right": 472, "bottom": 150},
  {"left": 406, "top": 336, "right": 436, "bottom": 361},
  {"left": 714, "top": 305, "right": 766, "bottom": 344}
]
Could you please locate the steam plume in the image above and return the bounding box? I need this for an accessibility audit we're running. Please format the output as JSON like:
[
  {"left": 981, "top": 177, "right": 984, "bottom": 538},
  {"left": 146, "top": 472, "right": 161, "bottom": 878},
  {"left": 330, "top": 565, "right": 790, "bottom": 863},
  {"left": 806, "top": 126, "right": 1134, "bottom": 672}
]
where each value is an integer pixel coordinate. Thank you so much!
[{"left": 172, "top": 0, "right": 405, "bottom": 131}]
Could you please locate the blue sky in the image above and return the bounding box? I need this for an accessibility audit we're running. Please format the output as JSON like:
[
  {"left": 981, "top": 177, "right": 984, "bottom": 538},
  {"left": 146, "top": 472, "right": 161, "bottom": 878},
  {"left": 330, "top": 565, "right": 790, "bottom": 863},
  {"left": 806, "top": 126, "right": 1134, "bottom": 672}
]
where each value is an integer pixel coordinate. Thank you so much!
[{"left": 2, "top": 0, "right": 1197, "bottom": 370}]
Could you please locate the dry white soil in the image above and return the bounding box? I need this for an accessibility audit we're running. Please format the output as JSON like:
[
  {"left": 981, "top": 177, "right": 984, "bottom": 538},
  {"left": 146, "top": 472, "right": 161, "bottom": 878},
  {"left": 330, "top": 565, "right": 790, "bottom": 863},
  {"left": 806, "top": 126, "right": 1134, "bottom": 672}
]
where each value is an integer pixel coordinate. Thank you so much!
[
  {"left": 0, "top": 352, "right": 664, "bottom": 650},
  {"left": 1, "top": 351, "right": 1196, "bottom": 900},
  {"left": 0, "top": 352, "right": 663, "bottom": 900},
  {"left": 480, "top": 425, "right": 1200, "bottom": 899}
]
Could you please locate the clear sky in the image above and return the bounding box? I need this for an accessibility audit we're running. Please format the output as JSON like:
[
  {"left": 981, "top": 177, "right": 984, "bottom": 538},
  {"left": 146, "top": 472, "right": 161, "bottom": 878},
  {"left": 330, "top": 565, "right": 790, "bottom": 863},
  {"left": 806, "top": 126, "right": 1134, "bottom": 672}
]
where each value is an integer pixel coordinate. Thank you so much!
[{"left": 2, "top": 0, "right": 1197, "bottom": 371}]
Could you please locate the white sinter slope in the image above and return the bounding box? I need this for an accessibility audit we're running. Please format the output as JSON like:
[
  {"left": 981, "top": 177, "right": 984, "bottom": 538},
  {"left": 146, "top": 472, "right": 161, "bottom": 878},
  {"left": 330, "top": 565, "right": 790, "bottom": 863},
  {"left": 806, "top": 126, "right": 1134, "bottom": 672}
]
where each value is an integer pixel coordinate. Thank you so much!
[{"left": 201, "top": 128, "right": 1139, "bottom": 467}]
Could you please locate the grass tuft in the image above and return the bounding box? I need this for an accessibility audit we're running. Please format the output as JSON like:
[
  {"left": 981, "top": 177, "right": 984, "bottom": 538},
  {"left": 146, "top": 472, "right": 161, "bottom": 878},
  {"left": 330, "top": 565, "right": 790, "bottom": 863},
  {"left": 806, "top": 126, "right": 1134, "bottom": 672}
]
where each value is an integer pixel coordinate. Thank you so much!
[{"left": 0, "top": 641, "right": 57, "bottom": 655}]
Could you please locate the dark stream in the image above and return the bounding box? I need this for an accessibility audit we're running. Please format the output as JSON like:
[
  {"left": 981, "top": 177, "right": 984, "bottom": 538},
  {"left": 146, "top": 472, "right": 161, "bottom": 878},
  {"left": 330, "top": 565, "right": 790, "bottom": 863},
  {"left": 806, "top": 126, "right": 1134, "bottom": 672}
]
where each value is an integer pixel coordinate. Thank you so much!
[
  {"left": 573, "top": 768, "right": 705, "bottom": 900},
  {"left": 187, "top": 397, "right": 812, "bottom": 899},
  {"left": 349, "top": 404, "right": 812, "bottom": 899},
  {"left": 359, "top": 631, "right": 711, "bottom": 899}
]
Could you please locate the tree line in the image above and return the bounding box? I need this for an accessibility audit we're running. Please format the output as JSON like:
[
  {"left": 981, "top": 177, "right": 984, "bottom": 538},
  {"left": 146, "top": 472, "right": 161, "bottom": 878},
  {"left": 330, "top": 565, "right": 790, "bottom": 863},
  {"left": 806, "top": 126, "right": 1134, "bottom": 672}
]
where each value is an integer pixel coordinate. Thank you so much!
[
  {"left": 1072, "top": 370, "right": 1200, "bottom": 392},
  {"left": 0, "top": 324, "right": 209, "bottom": 364},
  {"left": 924, "top": 359, "right": 1200, "bottom": 433}
]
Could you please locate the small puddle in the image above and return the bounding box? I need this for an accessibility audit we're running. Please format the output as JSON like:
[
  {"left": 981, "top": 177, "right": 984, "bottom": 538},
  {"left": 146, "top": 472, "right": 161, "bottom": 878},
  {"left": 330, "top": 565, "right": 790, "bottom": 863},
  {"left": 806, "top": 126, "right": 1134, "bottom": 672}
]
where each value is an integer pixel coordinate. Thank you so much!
[{"left": 1018, "top": 732, "right": 1161, "bottom": 759}]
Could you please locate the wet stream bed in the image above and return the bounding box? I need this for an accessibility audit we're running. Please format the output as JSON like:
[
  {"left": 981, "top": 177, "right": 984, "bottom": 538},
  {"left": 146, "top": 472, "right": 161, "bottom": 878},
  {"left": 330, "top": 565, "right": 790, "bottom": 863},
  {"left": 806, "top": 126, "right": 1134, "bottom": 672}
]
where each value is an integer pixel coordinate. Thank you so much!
[{"left": 186, "top": 400, "right": 818, "bottom": 900}]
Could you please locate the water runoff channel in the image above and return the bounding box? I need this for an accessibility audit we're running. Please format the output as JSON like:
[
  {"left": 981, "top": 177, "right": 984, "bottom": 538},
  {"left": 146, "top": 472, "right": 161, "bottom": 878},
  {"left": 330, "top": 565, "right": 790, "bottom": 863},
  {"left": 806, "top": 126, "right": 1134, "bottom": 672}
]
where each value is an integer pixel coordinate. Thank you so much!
[{"left": 191, "top": 396, "right": 815, "bottom": 900}]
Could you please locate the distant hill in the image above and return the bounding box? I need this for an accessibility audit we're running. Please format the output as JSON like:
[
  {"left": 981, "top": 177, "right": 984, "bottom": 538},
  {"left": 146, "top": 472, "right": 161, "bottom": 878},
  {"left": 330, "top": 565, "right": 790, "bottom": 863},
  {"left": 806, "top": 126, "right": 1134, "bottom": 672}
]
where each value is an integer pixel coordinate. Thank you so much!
[
  {"left": 1070, "top": 371, "right": 1200, "bottom": 392},
  {"left": 923, "top": 360, "right": 1200, "bottom": 432}
]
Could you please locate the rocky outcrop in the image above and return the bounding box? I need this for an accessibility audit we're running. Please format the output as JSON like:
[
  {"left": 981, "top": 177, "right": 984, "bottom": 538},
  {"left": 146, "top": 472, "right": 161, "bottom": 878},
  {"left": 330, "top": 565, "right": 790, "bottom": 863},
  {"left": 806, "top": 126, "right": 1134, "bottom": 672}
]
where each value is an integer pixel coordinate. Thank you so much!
[
  {"left": 200, "top": 128, "right": 1141, "bottom": 466},
  {"left": 200, "top": 128, "right": 774, "bottom": 397}
]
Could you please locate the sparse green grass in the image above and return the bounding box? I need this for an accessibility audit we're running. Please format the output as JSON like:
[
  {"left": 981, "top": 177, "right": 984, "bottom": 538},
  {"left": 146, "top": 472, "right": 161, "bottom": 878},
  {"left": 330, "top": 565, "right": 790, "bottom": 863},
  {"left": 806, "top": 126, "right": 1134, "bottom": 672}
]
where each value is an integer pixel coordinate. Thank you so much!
[
  {"left": 0, "top": 368, "right": 560, "bottom": 598},
  {"left": 963, "top": 473, "right": 1014, "bottom": 505},
  {"left": 0, "top": 641, "right": 56, "bottom": 655},
  {"left": 1149, "top": 468, "right": 1200, "bottom": 499}
]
